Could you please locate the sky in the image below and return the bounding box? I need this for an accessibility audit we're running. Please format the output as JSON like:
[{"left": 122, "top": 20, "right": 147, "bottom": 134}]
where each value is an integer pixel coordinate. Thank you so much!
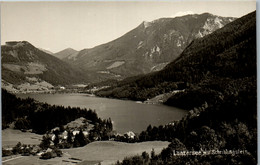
[{"left": 0, "top": 1, "right": 256, "bottom": 53}]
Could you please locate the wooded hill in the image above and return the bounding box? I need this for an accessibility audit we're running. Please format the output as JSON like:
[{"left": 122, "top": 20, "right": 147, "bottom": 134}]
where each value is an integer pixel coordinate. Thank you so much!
[
  {"left": 2, "top": 89, "right": 112, "bottom": 139},
  {"left": 96, "top": 11, "right": 256, "bottom": 107},
  {"left": 1, "top": 41, "right": 88, "bottom": 85}
]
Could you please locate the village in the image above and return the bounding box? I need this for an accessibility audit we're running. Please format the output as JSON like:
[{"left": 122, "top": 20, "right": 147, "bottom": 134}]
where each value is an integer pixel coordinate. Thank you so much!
[{"left": 2, "top": 116, "right": 138, "bottom": 160}]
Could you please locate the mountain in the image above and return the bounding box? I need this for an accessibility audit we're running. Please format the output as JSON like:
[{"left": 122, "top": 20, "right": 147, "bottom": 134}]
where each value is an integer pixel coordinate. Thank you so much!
[
  {"left": 54, "top": 48, "right": 78, "bottom": 60},
  {"left": 96, "top": 11, "right": 257, "bottom": 164},
  {"left": 64, "top": 13, "right": 235, "bottom": 82},
  {"left": 95, "top": 11, "right": 256, "bottom": 104},
  {"left": 38, "top": 48, "right": 54, "bottom": 55},
  {"left": 1, "top": 41, "right": 88, "bottom": 92}
]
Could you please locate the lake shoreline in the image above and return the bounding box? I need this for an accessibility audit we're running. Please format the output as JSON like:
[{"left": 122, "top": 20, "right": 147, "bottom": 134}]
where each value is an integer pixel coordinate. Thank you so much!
[{"left": 16, "top": 93, "right": 187, "bottom": 134}]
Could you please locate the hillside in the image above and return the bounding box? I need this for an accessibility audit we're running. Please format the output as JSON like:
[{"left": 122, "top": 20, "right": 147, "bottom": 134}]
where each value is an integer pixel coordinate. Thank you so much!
[
  {"left": 53, "top": 48, "right": 78, "bottom": 60},
  {"left": 111, "top": 11, "right": 257, "bottom": 165},
  {"left": 96, "top": 11, "right": 256, "bottom": 103},
  {"left": 64, "top": 13, "right": 235, "bottom": 82},
  {"left": 1, "top": 41, "right": 89, "bottom": 92}
]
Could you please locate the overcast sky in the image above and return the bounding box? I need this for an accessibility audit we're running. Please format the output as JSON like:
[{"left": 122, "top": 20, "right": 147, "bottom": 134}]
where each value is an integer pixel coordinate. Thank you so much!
[{"left": 1, "top": 1, "right": 256, "bottom": 53}]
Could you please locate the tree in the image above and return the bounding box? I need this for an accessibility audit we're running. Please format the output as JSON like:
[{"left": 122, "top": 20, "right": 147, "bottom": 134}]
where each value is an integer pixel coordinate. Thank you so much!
[
  {"left": 40, "top": 135, "right": 51, "bottom": 150},
  {"left": 73, "top": 130, "right": 89, "bottom": 147},
  {"left": 151, "top": 148, "right": 155, "bottom": 160},
  {"left": 12, "top": 142, "right": 22, "bottom": 154},
  {"left": 161, "top": 147, "right": 172, "bottom": 162},
  {"left": 53, "top": 134, "right": 60, "bottom": 146},
  {"left": 67, "top": 130, "right": 73, "bottom": 144},
  {"left": 192, "top": 126, "right": 223, "bottom": 150},
  {"left": 59, "top": 125, "right": 65, "bottom": 133},
  {"left": 142, "top": 151, "right": 149, "bottom": 163},
  {"left": 107, "top": 118, "right": 113, "bottom": 131},
  {"left": 14, "top": 118, "right": 30, "bottom": 130},
  {"left": 168, "top": 138, "right": 186, "bottom": 151}
]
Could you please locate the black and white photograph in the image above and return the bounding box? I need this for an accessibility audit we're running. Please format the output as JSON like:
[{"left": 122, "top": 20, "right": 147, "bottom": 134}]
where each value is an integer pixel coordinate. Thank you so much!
[{"left": 1, "top": 1, "right": 257, "bottom": 164}]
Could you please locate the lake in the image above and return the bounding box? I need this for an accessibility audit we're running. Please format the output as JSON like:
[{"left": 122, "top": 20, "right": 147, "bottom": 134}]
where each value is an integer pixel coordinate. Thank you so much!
[{"left": 17, "top": 93, "right": 187, "bottom": 134}]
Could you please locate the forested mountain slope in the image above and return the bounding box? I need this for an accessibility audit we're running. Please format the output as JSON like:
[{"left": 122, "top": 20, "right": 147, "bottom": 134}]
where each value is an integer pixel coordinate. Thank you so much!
[
  {"left": 114, "top": 11, "right": 257, "bottom": 165},
  {"left": 1, "top": 41, "right": 88, "bottom": 88},
  {"left": 96, "top": 11, "right": 256, "bottom": 104}
]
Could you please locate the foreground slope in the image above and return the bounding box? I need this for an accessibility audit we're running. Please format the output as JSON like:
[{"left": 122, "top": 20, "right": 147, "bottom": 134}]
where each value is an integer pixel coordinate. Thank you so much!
[
  {"left": 2, "top": 141, "right": 169, "bottom": 165},
  {"left": 65, "top": 13, "right": 235, "bottom": 82},
  {"left": 1, "top": 41, "right": 88, "bottom": 91}
]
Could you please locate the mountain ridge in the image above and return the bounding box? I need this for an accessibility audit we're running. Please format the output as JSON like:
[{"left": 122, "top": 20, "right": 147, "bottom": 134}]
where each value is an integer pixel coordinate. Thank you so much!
[
  {"left": 62, "top": 13, "right": 235, "bottom": 82},
  {"left": 1, "top": 41, "right": 89, "bottom": 92},
  {"left": 54, "top": 48, "right": 78, "bottom": 60},
  {"left": 95, "top": 11, "right": 256, "bottom": 104}
]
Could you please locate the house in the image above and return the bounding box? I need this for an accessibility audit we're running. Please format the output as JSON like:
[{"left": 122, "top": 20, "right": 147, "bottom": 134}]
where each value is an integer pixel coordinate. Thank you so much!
[
  {"left": 72, "top": 130, "right": 89, "bottom": 136},
  {"left": 124, "top": 131, "right": 135, "bottom": 139},
  {"left": 62, "top": 130, "right": 68, "bottom": 139},
  {"left": 72, "top": 130, "right": 80, "bottom": 136}
]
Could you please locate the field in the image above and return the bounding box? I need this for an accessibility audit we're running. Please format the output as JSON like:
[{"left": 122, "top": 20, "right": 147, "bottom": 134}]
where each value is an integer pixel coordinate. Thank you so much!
[
  {"left": 2, "top": 140, "right": 169, "bottom": 165},
  {"left": 64, "top": 141, "right": 170, "bottom": 164},
  {"left": 2, "top": 129, "right": 42, "bottom": 148}
]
